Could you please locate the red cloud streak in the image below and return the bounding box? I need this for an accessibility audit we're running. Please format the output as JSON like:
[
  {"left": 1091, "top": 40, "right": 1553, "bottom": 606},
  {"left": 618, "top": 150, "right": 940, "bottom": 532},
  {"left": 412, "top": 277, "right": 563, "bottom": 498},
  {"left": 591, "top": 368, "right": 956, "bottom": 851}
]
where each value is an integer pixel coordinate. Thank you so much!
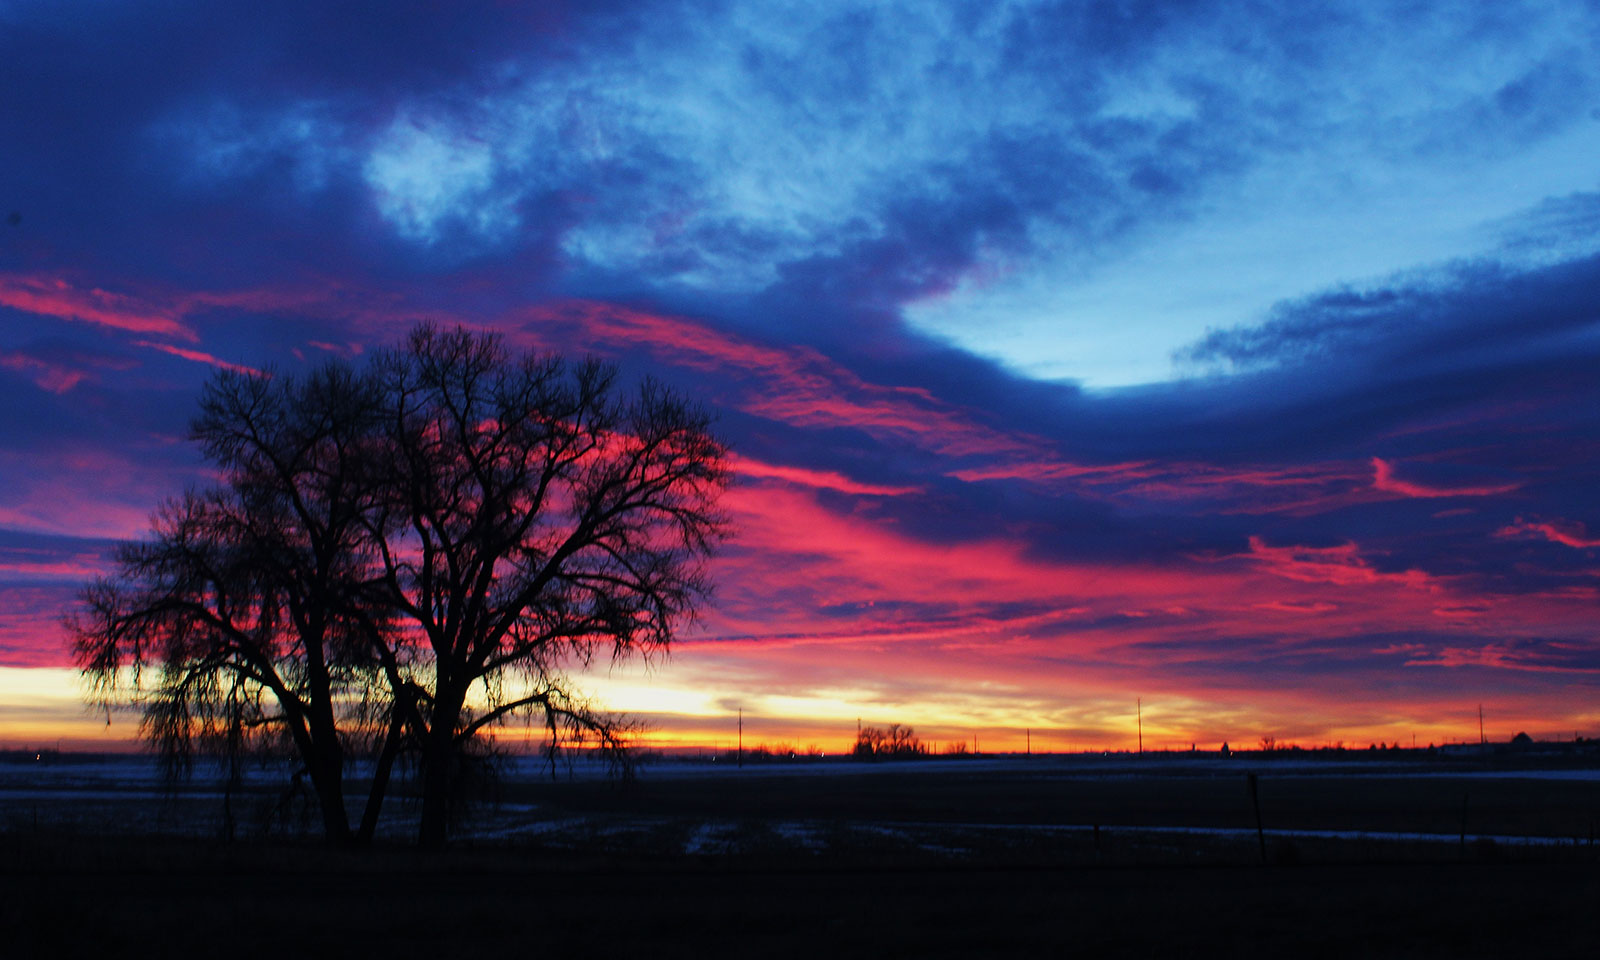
[
  {"left": 0, "top": 273, "right": 193, "bottom": 339},
  {"left": 1496, "top": 518, "right": 1600, "bottom": 549},
  {"left": 1371, "top": 457, "right": 1521, "bottom": 498}
]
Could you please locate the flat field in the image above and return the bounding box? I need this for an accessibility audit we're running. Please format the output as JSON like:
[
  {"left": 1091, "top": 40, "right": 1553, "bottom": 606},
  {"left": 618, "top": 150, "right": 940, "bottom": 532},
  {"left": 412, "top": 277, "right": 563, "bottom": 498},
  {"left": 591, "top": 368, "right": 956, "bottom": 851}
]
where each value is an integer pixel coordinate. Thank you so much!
[{"left": 4, "top": 753, "right": 1598, "bottom": 957}]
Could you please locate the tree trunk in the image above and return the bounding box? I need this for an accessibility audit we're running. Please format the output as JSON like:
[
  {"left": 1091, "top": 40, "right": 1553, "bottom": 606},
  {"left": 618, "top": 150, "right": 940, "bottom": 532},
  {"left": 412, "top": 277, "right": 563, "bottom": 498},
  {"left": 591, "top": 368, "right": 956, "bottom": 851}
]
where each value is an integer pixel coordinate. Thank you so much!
[
  {"left": 309, "top": 747, "right": 353, "bottom": 846},
  {"left": 356, "top": 702, "right": 409, "bottom": 846},
  {"left": 282, "top": 710, "right": 352, "bottom": 846},
  {"left": 417, "top": 686, "right": 463, "bottom": 850}
]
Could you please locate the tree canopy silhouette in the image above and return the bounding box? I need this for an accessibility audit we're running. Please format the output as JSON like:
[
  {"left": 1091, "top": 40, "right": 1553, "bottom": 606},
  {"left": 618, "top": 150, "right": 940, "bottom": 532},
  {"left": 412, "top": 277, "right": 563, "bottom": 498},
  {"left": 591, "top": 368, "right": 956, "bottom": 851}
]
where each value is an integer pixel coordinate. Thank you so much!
[
  {"left": 851, "top": 723, "right": 925, "bottom": 759},
  {"left": 73, "top": 325, "right": 730, "bottom": 847}
]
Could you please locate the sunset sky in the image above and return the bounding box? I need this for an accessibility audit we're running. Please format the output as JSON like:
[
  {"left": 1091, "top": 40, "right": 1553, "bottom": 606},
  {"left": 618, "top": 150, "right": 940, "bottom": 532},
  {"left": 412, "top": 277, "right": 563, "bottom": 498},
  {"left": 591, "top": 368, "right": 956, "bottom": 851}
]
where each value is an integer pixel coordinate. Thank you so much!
[{"left": 3, "top": 1, "right": 1599, "bottom": 753}]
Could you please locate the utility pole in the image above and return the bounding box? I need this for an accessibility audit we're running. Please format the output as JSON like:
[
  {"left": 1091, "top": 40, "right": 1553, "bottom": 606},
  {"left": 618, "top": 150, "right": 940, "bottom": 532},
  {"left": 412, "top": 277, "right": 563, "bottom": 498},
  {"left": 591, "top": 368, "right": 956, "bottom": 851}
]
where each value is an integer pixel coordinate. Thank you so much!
[
  {"left": 1137, "top": 698, "right": 1143, "bottom": 754},
  {"left": 1478, "top": 704, "right": 1485, "bottom": 746},
  {"left": 738, "top": 708, "right": 743, "bottom": 768},
  {"left": 1026, "top": 728, "right": 1031, "bottom": 756}
]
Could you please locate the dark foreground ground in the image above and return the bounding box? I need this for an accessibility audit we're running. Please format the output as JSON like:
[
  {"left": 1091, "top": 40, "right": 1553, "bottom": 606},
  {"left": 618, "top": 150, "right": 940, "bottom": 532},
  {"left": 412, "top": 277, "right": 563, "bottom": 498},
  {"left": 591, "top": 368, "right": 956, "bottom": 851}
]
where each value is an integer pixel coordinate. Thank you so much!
[
  {"left": 4, "top": 754, "right": 1599, "bottom": 957},
  {"left": 4, "top": 833, "right": 1598, "bottom": 958}
]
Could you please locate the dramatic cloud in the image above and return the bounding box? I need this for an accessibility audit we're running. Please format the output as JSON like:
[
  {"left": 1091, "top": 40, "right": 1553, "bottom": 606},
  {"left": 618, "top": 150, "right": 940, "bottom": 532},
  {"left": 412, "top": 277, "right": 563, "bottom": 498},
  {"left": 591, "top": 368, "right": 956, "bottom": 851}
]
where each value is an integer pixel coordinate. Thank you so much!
[{"left": 3, "top": 1, "right": 1599, "bottom": 749}]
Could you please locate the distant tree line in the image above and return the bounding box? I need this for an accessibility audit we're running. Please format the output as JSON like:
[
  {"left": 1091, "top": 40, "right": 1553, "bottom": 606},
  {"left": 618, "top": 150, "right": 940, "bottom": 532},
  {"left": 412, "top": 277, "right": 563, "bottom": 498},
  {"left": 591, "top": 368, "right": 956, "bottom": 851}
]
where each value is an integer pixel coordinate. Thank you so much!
[{"left": 852, "top": 723, "right": 927, "bottom": 759}]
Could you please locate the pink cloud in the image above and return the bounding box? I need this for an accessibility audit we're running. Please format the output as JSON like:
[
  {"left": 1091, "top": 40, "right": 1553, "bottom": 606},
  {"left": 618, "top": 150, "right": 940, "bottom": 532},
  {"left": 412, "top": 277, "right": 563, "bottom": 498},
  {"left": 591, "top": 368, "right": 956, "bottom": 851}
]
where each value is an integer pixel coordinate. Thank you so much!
[
  {"left": 307, "top": 340, "right": 365, "bottom": 356},
  {"left": 954, "top": 457, "right": 1383, "bottom": 517},
  {"left": 1243, "top": 535, "right": 1431, "bottom": 589},
  {"left": 0, "top": 547, "right": 107, "bottom": 582},
  {"left": 700, "top": 484, "right": 1504, "bottom": 668},
  {"left": 132, "top": 340, "right": 263, "bottom": 376},
  {"left": 1253, "top": 600, "right": 1339, "bottom": 614},
  {"left": 1371, "top": 457, "right": 1521, "bottom": 498},
  {"left": 949, "top": 460, "right": 1160, "bottom": 484},
  {"left": 730, "top": 455, "right": 920, "bottom": 497},
  {"left": 0, "top": 447, "right": 198, "bottom": 540},
  {"left": 0, "top": 273, "right": 195, "bottom": 340},
  {"left": 0, "top": 272, "right": 448, "bottom": 370},
  {"left": 0, "top": 350, "right": 98, "bottom": 393},
  {"left": 1495, "top": 517, "right": 1600, "bottom": 549},
  {"left": 1405, "top": 642, "right": 1600, "bottom": 674},
  {"left": 0, "top": 586, "right": 76, "bottom": 668},
  {"left": 515, "top": 301, "right": 1045, "bottom": 459},
  {"left": 699, "top": 483, "right": 1600, "bottom": 687}
]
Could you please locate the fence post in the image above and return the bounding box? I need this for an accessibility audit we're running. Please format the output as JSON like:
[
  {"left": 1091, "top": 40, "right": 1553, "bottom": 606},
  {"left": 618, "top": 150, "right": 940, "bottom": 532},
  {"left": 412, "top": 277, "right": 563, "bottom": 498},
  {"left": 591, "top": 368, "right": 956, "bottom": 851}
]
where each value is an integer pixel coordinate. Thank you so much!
[{"left": 1248, "top": 773, "right": 1266, "bottom": 864}]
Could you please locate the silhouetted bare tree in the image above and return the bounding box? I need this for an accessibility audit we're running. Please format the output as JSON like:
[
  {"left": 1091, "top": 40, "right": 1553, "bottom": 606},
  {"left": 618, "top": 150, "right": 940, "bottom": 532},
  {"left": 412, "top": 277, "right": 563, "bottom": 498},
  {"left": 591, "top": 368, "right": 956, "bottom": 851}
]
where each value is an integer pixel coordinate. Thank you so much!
[
  {"left": 366, "top": 326, "right": 728, "bottom": 847},
  {"left": 73, "top": 325, "right": 729, "bottom": 849},
  {"left": 73, "top": 364, "right": 392, "bottom": 844}
]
